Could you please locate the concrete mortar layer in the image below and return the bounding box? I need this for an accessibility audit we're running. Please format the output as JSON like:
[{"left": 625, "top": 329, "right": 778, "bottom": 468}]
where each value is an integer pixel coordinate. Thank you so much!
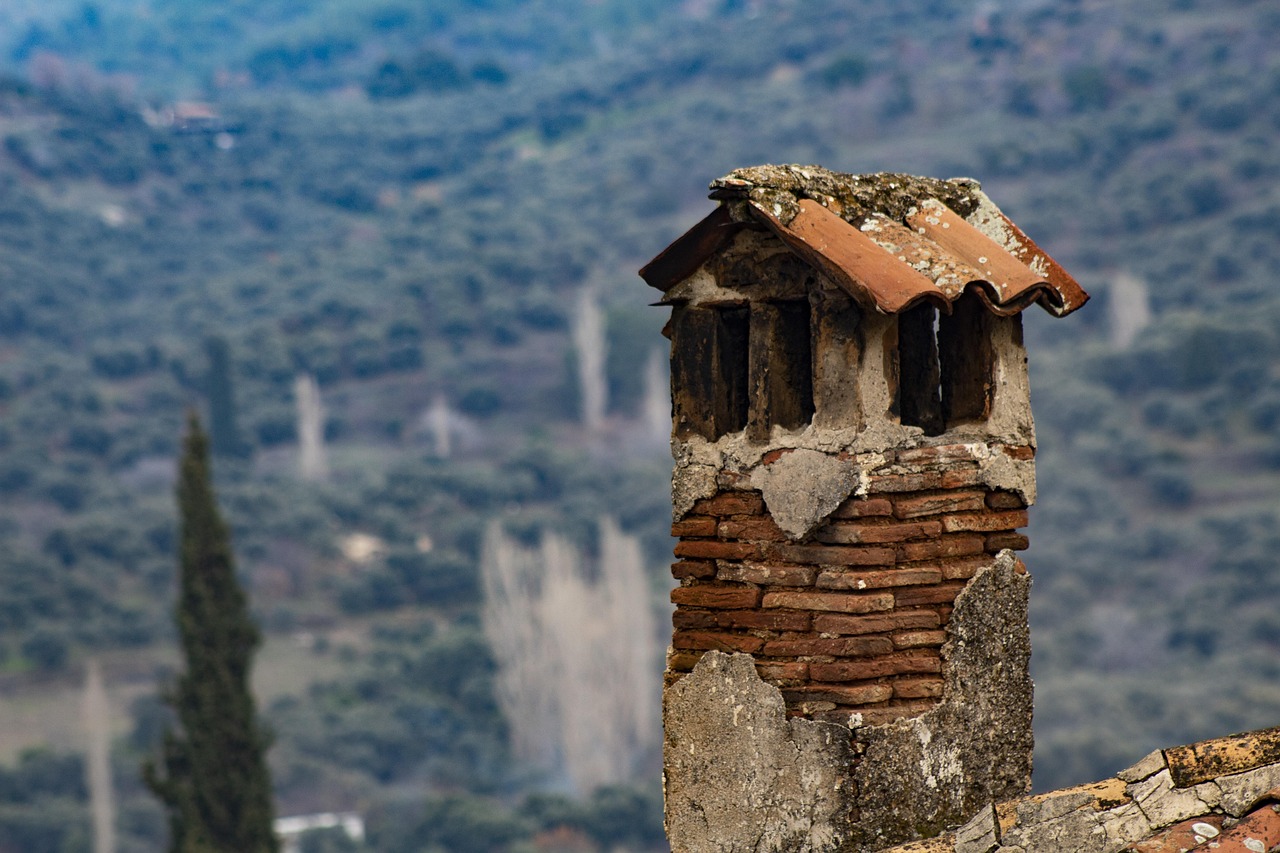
[
  {"left": 663, "top": 554, "right": 1033, "bottom": 853},
  {"left": 663, "top": 652, "right": 860, "bottom": 853},
  {"left": 672, "top": 432, "right": 1036, "bottom": 535}
]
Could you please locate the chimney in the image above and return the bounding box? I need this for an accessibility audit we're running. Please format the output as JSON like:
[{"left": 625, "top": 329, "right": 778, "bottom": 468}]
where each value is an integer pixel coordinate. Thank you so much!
[{"left": 640, "top": 166, "right": 1088, "bottom": 852}]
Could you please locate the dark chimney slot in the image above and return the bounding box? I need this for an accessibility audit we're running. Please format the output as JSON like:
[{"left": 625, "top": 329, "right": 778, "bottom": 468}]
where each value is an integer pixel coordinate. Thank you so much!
[
  {"left": 670, "top": 304, "right": 750, "bottom": 440},
  {"left": 899, "top": 293, "right": 996, "bottom": 434},
  {"left": 898, "top": 302, "right": 945, "bottom": 436},
  {"left": 748, "top": 300, "right": 815, "bottom": 440},
  {"left": 939, "top": 291, "right": 996, "bottom": 425}
]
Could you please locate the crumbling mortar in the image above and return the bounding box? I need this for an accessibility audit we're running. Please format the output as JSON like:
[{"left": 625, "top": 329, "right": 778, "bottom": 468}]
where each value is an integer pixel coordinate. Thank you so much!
[{"left": 673, "top": 433, "right": 1037, "bottom": 531}]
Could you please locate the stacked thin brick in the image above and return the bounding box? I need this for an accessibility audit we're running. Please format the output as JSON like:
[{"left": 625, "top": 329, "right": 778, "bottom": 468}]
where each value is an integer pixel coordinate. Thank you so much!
[{"left": 666, "top": 443, "right": 1031, "bottom": 726}]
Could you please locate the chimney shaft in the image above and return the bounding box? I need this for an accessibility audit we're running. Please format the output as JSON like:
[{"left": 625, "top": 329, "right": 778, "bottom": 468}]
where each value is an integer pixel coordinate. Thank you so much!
[{"left": 646, "top": 166, "right": 1087, "bottom": 852}]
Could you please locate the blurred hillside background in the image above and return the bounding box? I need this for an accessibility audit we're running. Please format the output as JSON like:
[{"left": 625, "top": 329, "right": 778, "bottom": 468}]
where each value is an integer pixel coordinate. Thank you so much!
[{"left": 0, "top": 0, "right": 1279, "bottom": 849}]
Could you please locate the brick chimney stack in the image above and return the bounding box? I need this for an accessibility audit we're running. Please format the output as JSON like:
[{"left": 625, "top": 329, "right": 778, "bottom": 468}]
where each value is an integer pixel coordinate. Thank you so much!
[{"left": 640, "top": 166, "right": 1088, "bottom": 852}]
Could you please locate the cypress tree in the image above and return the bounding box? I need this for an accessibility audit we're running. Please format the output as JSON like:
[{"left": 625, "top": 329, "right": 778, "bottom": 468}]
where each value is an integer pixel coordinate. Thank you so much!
[
  {"left": 144, "top": 412, "right": 278, "bottom": 853},
  {"left": 205, "top": 336, "right": 248, "bottom": 459}
]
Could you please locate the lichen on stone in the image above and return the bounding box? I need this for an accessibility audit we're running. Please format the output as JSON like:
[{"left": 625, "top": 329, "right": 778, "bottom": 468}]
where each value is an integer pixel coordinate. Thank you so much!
[{"left": 710, "top": 164, "right": 985, "bottom": 227}]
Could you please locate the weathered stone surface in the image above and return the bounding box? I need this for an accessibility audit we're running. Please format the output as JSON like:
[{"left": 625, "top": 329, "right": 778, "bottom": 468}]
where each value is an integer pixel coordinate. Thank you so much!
[
  {"left": 954, "top": 802, "right": 1000, "bottom": 853},
  {"left": 1014, "top": 790, "right": 1095, "bottom": 826},
  {"left": 1125, "top": 768, "right": 1216, "bottom": 828},
  {"left": 971, "top": 444, "right": 1037, "bottom": 505},
  {"left": 751, "top": 448, "right": 862, "bottom": 540},
  {"left": 996, "top": 804, "right": 1112, "bottom": 853},
  {"left": 663, "top": 652, "right": 859, "bottom": 853},
  {"left": 664, "top": 555, "right": 1032, "bottom": 853},
  {"left": 1115, "top": 749, "right": 1165, "bottom": 784},
  {"left": 884, "top": 838, "right": 956, "bottom": 853},
  {"left": 850, "top": 553, "right": 1032, "bottom": 851}
]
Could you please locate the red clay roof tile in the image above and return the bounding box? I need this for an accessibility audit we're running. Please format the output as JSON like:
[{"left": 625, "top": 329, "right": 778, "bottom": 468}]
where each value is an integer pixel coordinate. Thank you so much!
[
  {"left": 1124, "top": 815, "right": 1224, "bottom": 852},
  {"left": 1209, "top": 791, "right": 1280, "bottom": 852},
  {"left": 640, "top": 165, "right": 1089, "bottom": 318},
  {"left": 875, "top": 727, "right": 1280, "bottom": 853},
  {"left": 638, "top": 204, "right": 742, "bottom": 292},
  {"left": 1166, "top": 726, "right": 1280, "bottom": 787}
]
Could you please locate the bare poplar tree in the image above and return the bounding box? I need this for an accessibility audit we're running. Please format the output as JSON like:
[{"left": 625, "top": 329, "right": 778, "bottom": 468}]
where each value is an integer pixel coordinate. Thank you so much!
[
  {"left": 641, "top": 347, "right": 670, "bottom": 445},
  {"left": 480, "top": 518, "right": 659, "bottom": 794},
  {"left": 572, "top": 286, "right": 607, "bottom": 432},
  {"left": 597, "top": 517, "right": 659, "bottom": 762},
  {"left": 428, "top": 393, "right": 452, "bottom": 459},
  {"left": 480, "top": 523, "right": 562, "bottom": 773},
  {"left": 83, "top": 659, "right": 116, "bottom": 853},
  {"left": 1108, "top": 272, "right": 1152, "bottom": 350},
  {"left": 294, "top": 373, "right": 328, "bottom": 482}
]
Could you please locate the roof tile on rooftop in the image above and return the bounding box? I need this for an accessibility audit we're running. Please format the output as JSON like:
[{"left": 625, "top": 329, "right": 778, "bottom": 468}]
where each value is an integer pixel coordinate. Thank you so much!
[
  {"left": 1123, "top": 815, "right": 1225, "bottom": 852},
  {"left": 749, "top": 199, "right": 944, "bottom": 314},
  {"left": 874, "top": 725, "right": 1280, "bottom": 853},
  {"left": 1166, "top": 727, "right": 1280, "bottom": 788},
  {"left": 1206, "top": 796, "right": 1280, "bottom": 852},
  {"left": 641, "top": 165, "right": 1088, "bottom": 317}
]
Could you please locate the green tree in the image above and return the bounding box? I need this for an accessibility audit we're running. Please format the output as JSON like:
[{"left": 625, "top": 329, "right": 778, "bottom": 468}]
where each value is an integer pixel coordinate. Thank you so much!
[{"left": 144, "top": 413, "right": 278, "bottom": 853}]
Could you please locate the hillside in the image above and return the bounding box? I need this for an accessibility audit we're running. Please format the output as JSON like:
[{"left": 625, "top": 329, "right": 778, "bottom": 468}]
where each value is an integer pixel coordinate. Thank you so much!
[{"left": 1, "top": 0, "right": 1280, "bottom": 849}]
